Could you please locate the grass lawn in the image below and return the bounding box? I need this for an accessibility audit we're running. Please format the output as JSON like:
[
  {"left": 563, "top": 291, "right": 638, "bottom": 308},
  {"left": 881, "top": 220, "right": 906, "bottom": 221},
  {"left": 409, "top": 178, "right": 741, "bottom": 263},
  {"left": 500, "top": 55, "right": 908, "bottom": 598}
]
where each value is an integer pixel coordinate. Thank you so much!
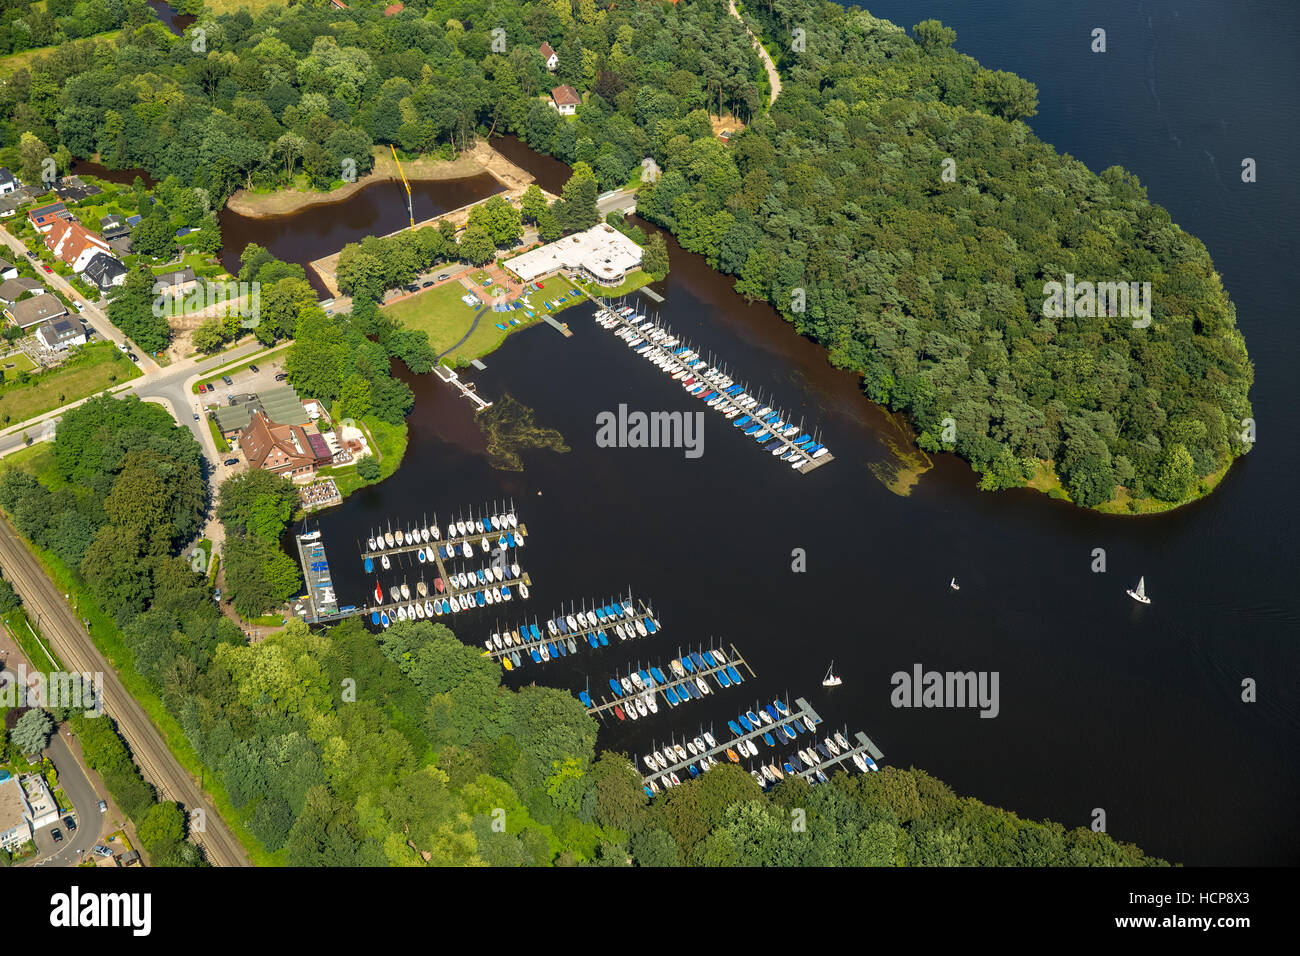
[
  {"left": 0, "top": 30, "right": 118, "bottom": 78},
  {"left": 577, "top": 268, "right": 653, "bottom": 299},
  {"left": 0, "top": 343, "right": 139, "bottom": 427},
  {"left": 386, "top": 275, "right": 583, "bottom": 365},
  {"left": 0, "top": 352, "right": 37, "bottom": 374},
  {"left": 206, "top": 416, "right": 230, "bottom": 453},
  {"left": 315, "top": 414, "right": 407, "bottom": 499}
]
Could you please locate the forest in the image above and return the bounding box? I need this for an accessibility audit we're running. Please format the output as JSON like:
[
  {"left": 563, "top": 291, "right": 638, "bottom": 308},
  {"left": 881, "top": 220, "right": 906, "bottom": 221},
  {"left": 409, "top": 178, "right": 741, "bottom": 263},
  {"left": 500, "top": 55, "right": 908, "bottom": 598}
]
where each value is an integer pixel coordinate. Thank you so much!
[{"left": 0, "top": 0, "right": 1252, "bottom": 507}]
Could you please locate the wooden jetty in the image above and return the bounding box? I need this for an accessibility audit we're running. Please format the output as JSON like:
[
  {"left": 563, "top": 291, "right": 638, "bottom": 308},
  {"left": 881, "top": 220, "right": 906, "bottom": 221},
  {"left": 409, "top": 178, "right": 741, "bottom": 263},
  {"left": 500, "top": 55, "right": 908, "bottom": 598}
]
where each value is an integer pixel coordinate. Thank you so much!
[
  {"left": 294, "top": 530, "right": 339, "bottom": 622},
  {"left": 481, "top": 595, "right": 659, "bottom": 664},
  {"left": 596, "top": 306, "right": 833, "bottom": 475},
  {"left": 585, "top": 643, "right": 755, "bottom": 722}
]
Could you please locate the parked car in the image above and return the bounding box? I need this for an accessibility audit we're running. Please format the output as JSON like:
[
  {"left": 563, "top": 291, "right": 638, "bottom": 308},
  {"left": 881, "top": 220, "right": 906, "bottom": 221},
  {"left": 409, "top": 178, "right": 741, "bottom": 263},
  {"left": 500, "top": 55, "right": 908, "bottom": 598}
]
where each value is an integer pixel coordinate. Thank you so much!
[
  {"left": 97, "top": 800, "right": 107, "bottom": 813},
  {"left": 193, "top": 413, "right": 200, "bottom": 421},
  {"left": 127, "top": 352, "right": 139, "bottom": 363},
  {"left": 25, "top": 250, "right": 36, "bottom": 259},
  {"left": 248, "top": 364, "right": 259, "bottom": 373},
  {"left": 274, "top": 372, "right": 287, "bottom": 381},
  {"left": 436, "top": 273, "right": 450, "bottom": 281},
  {"left": 221, "top": 375, "right": 233, "bottom": 385},
  {"left": 92, "top": 845, "right": 113, "bottom": 858},
  {"left": 224, "top": 458, "right": 239, "bottom": 467},
  {"left": 422, "top": 280, "right": 434, "bottom": 288},
  {"left": 51, "top": 828, "right": 63, "bottom": 844},
  {"left": 64, "top": 816, "right": 76, "bottom": 832},
  {"left": 42, "top": 263, "right": 52, "bottom": 273},
  {"left": 198, "top": 383, "right": 208, "bottom": 393}
]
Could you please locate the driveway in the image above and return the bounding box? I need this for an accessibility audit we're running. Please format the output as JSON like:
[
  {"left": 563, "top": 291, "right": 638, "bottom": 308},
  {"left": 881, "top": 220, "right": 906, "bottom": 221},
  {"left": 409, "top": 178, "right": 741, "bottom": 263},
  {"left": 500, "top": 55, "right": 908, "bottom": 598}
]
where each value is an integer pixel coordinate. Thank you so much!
[{"left": 29, "top": 730, "right": 104, "bottom": 867}]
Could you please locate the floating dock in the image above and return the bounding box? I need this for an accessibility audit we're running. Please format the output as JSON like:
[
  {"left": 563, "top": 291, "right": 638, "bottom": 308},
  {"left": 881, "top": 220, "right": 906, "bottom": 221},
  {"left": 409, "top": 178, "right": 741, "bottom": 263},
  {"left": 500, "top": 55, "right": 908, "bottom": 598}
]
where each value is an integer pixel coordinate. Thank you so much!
[
  {"left": 432, "top": 364, "right": 493, "bottom": 411},
  {"left": 595, "top": 304, "right": 833, "bottom": 474},
  {"left": 583, "top": 643, "right": 755, "bottom": 722},
  {"left": 294, "top": 530, "right": 339, "bottom": 621},
  {"left": 481, "top": 595, "right": 660, "bottom": 667}
]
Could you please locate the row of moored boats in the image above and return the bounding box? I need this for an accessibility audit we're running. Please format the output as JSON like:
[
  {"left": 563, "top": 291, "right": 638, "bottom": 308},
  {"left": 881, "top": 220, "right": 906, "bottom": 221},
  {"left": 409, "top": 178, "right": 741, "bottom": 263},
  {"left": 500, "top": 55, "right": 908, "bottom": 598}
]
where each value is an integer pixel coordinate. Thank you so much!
[
  {"left": 595, "top": 307, "right": 832, "bottom": 470},
  {"left": 486, "top": 601, "right": 657, "bottom": 671},
  {"left": 578, "top": 648, "right": 742, "bottom": 720}
]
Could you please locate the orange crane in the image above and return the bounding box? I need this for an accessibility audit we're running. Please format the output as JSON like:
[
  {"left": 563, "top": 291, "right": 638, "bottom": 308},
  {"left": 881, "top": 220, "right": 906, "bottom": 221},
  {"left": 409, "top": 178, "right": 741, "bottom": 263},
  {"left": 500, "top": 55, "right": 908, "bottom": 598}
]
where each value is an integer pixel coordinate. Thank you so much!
[{"left": 390, "top": 144, "right": 414, "bottom": 228}]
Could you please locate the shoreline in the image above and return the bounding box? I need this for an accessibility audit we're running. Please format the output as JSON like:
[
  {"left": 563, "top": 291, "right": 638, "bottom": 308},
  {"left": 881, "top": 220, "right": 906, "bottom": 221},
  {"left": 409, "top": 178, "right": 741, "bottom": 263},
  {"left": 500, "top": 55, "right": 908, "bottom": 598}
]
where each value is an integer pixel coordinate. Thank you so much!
[{"left": 223, "top": 148, "right": 495, "bottom": 219}]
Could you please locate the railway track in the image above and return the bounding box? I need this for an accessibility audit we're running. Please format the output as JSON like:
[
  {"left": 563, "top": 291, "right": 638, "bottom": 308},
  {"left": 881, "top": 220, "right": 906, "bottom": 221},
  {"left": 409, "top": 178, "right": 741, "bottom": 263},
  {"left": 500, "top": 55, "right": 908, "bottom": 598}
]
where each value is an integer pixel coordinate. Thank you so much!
[{"left": 0, "top": 517, "right": 251, "bottom": 867}]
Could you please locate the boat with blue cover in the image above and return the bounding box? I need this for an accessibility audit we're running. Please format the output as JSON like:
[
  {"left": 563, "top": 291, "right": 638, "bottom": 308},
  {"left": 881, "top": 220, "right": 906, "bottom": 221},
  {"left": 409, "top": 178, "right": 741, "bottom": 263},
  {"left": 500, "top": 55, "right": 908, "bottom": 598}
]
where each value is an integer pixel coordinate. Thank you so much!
[
  {"left": 645, "top": 617, "right": 658, "bottom": 634},
  {"left": 370, "top": 611, "right": 380, "bottom": 625},
  {"left": 726, "top": 665, "right": 742, "bottom": 684},
  {"left": 727, "top": 719, "right": 743, "bottom": 735},
  {"left": 738, "top": 714, "right": 753, "bottom": 731},
  {"left": 579, "top": 691, "right": 592, "bottom": 707},
  {"left": 530, "top": 648, "right": 542, "bottom": 663},
  {"left": 716, "top": 669, "right": 731, "bottom": 688},
  {"left": 587, "top": 633, "right": 599, "bottom": 648},
  {"left": 764, "top": 732, "right": 776, "bottom": 747}
]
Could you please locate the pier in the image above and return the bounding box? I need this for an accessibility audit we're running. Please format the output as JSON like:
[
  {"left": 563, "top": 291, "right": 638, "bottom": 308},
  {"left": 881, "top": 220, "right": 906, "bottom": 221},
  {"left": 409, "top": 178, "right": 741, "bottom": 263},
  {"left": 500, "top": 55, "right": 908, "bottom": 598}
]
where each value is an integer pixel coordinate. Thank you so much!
[
  {"left": 787, "top": 730, "right": 884, "bottom": 783},
  {"left": 639, "top": 696, "right": 822, "bottom": 786},
  {"left": 294, "top": 531, "right": 339, "bottom": 621},
  {"left": 482, "top": 594, "right": 659, "bottom": 666},
  {"left": 596, "top": 305, "right": 834, "bottom": 475},
  {"left": 432, "top": 364, "right": 493, "bottom": 410},
  {"left": 583, "top": 643, "right": 755, "bottom": 722}
]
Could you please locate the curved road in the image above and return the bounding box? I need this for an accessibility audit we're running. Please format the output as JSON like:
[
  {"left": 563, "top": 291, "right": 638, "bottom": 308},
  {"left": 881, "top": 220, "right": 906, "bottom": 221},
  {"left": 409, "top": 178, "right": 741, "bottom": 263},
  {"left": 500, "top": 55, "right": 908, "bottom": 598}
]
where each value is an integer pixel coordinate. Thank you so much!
[
  {"left": 730, "top": 1, "right": 782, "bottom": 106},
  {"left": 0, "top": 515, "right": 251, "bottom": 867}
]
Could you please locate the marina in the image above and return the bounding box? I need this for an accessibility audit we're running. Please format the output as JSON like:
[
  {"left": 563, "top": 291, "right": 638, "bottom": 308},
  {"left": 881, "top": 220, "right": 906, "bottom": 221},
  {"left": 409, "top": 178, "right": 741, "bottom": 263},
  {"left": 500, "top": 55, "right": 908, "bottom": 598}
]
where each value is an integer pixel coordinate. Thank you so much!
[
  {"left": 480, "top": 593, "right": 660, "bottom": 669},
  {"left": 579, "top": 643, "right": 755, "bottom": 722},
  {"left": 634, "top": 696, "right": 885, "bottom": 795},
  {"left": 594, "top": 303, "right": 834, "bottom": 474}
]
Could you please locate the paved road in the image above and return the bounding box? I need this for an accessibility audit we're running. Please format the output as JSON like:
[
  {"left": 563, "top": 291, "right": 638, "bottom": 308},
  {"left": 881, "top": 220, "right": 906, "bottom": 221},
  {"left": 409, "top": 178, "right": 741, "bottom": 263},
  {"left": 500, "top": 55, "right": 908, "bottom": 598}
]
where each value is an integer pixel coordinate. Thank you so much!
[
  {"left": 30, "top": 732, "right": 103, "bottom": 867},
  {"left": 0, "top": 515, "right": 251, "bottom": 866},
  {"left": 0, "top": 225, "right": 162, "bottom": 375}
]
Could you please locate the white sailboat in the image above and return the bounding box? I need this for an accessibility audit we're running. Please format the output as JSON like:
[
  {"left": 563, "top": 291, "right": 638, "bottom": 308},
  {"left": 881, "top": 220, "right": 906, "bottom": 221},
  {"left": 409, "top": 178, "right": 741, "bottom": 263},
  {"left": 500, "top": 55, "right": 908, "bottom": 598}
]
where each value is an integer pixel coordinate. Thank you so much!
[
  {"left": 950, "top": 577, "right": 960, "bottom": 591},
  {"left": 822, "top": 661, "right": 842, "bottom": 687},
  {"left": 1127, "top": 576, "right": 1151, "bottom": 604}
]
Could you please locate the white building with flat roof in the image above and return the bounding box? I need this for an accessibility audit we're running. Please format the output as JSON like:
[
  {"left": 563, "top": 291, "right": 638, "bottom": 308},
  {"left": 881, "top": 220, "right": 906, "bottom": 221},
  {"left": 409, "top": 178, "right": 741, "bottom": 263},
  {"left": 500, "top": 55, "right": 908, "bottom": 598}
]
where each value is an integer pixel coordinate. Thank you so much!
[{"left": 505, "top": 224, "right": 643, "bottom": 286}]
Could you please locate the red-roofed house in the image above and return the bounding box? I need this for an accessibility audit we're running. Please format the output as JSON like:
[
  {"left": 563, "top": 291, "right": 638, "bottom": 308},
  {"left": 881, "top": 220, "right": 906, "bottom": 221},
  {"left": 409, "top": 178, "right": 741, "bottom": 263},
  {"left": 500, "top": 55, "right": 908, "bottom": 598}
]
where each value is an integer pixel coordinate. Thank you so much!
[
  {"left": 238, "top": 410, "right": 330, "bottom": 481},
  {"left": 384, "top": 2, "right": 404, "bottom": 14},
  {"left": 44, "top": 220, "right": 112, "bottom": 274},
  {"left": 550, "top": 85, "right": 580, "bottom": 116},
  {"left": 539, "top": 42, "right": 558, "bottom": 72},
  {"left": 27, "top": 201, "right": 69, "bottom": 233}
]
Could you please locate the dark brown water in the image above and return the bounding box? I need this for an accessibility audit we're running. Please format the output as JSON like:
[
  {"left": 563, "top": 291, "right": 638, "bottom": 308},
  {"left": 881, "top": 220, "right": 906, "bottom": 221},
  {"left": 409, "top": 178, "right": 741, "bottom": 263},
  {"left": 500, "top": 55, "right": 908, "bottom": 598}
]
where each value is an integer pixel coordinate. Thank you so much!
[
  {"left": 215, "top": 173, "right": 501, "bottom": 292},
  {"left": 147, "top": 1, "right": 195, "bottom": 36}
]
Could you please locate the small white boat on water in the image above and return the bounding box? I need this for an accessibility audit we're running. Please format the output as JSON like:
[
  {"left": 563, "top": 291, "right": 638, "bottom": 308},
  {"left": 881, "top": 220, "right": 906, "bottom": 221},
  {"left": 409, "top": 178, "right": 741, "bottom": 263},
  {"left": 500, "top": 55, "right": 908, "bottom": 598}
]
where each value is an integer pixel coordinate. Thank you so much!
[
  {"left": 519, "top": 582, "right": 529, "bottom": 599},
  {"left": 400, "top": 583, "right": 410, "bottom": 600},
  {"left": 822, "top": 661, "right": 842, "bottom": 687},
  {"left": 950, "top": 577, "right": 960, "bottom": 591},
  {"left": 380, "top": 554, "right": 390, "bottom": 570},
  {"left": 1127, "top": 576, "right": 1151, "bottom": 604},
  {"left": 703, "top": 732, "right": 717, "bottom": 749}
]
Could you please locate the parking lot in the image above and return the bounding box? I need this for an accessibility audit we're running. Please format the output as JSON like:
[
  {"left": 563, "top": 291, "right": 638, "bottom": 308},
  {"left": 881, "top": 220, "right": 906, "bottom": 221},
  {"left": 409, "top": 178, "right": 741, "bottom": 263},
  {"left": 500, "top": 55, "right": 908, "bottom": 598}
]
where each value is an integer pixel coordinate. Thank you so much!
[{"left": 196, "top": 355, "right": 289, "bottom": 408}]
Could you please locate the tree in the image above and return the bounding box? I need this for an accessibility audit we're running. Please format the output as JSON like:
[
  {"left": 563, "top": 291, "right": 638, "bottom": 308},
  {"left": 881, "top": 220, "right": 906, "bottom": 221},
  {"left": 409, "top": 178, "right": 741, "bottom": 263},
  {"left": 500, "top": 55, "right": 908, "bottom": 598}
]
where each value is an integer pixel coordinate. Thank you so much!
[
  {"left": 137, "top": 801, "right": 186, "bottom": 859},
  {"left": 913, "top": 19, "right": 957, "bottom": 51},
  {"left": 556, "top": 163, "right": 599, "bottom": 233},
  {"left": 520, "top": 185, "right": 548, "bottom": 224},
  {"left": 1153, "top": 443, "right": 1195, "bottom": 502},
  {"left": 223, "top": 534, "right": 300, "bottom": 618},
  {"left": 356, "top": 455, "right": 381, "bottom": 481},
  {"left": 130, "top": 212, "right": 176, "bottom": 260},
  {"left": 338, "top": 373, "right": 373, "bottom": 420},
  {"left": 217, "top": 470, "right": 299, "bottom": 539},
  {"left": 642, "top": 233, "right": 670, "bottom": 281},
  {"left": 0, "top": 573, "right": 19, "bottom": 612},
  {"left": 457, "top": 225, "right": 496, "bottom": 266},
  {"left": 12, "top": 709, "right": 54, "bottom": 755}
]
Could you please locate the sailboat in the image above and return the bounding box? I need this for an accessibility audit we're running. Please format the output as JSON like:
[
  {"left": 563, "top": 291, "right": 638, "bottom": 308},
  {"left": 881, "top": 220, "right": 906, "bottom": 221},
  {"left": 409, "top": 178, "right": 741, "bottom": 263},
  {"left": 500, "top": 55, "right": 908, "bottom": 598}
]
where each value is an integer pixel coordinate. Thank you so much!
[
  {"left": 1126, "top": 576, "right": 1151, "bottom": 605},
  {"left": 950, "top": 577, "right": 960, "bottom": 591},
  {"left": 822, "top": 661, "right": 842, "bottom": 687}
]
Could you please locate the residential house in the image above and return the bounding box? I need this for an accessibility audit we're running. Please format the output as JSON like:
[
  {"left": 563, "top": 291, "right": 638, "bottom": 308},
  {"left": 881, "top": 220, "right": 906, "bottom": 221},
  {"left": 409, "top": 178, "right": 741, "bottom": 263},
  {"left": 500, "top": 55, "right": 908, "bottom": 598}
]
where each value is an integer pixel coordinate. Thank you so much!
[
  {"left": 27, "top": 201, "right": 69, "bottom": 232},
  {"left": 100, "top": 213, "right": 129, "bottom": 239},
  {"left": 0, "top": 277, "right": 45, "bottom": 303},
  {"left": 36, "top": 317, "right": 87, "bottom": 352},
  {"left": 0, "top": 258, "right": 16, "bottom": 281},
  {"left": 19, "top": 775, "right": 60, "bottom": 831},
  {"left": 83, "top": 252, "right": 128, "bottom": 291},
  {"left": 6, "top": 293, "right": 68, "bottom": 329},
  {"left": 540, "top": 42, "right": 559, "bottom": 71},
  {"left": 238, "top": 409, "right": 331, "bottom": 481},
  {"left": 44, "top": 220, "right": 112, "bottom": 274},
  {"left": 0, "top": 167, "right": 17, "bottom": 195},
  {"left": 384, "top": 2, "right": 404, "bottom": 14},
  {"left": 0, "top": 775, "right": 32, "bottom": 852},
  {"left": 550, "top": 84, "right": 580, "bottom": 116}
]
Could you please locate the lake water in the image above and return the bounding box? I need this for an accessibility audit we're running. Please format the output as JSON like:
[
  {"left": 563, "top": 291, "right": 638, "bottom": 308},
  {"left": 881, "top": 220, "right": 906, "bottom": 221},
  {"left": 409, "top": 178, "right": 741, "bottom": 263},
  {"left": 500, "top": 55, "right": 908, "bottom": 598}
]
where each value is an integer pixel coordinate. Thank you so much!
[{"left": 85, "top": 0, "right": 1295, "bottom": 864}]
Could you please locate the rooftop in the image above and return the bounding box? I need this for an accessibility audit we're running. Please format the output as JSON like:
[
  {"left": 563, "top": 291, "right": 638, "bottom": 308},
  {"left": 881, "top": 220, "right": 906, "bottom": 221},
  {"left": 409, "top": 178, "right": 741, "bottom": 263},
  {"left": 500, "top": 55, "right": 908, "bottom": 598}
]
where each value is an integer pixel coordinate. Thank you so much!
[{"left": 505, "top": 223, "right": 643, "bottom": 284}]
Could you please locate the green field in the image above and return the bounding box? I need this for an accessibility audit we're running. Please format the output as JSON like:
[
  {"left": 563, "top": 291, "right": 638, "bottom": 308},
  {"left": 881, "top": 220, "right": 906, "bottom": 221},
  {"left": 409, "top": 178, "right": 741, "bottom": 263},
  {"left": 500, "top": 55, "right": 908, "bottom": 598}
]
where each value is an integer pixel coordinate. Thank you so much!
[
  {"left": 384, "top": 275, "right": 583, "bottom": 365},
  {"left": 0, "top": 352, "right": 37, "bottom": 374},
  {"left": 0, "top": 343, "right": 140, "bottom": 427}
]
